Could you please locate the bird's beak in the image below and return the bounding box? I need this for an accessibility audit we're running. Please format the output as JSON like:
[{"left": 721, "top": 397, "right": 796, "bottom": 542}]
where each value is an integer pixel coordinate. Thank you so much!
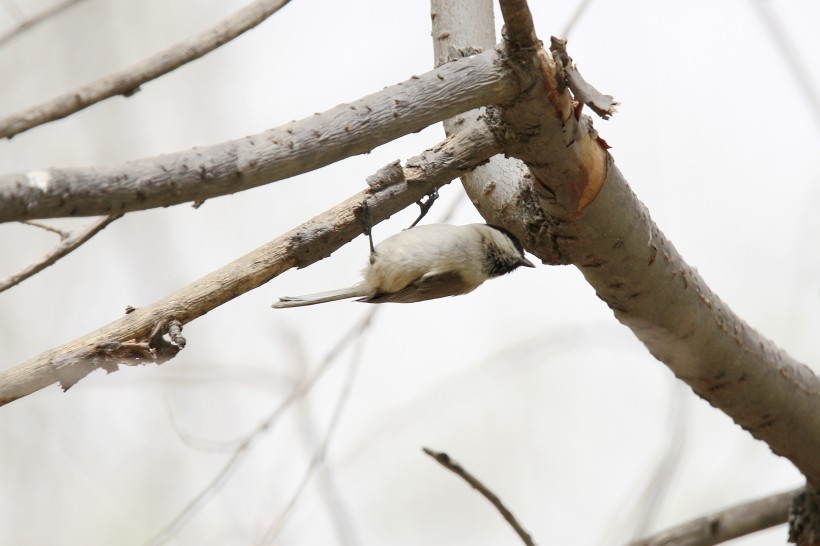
[{"left": 520, "top": 257, "right": 536, "bottom": 268}]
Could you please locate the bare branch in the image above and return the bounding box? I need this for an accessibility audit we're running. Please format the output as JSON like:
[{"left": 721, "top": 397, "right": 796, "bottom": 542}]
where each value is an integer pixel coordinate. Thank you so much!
[
  {"left": 0, "top": 124, "right": 500, "bottom": 405},
  {"left": 561, "top": 0, "right": 595, "bottom": 38},
  {"left": 747, "top": 0, "right": 820, "bottom": 130},
  {"left": 1, "top": 0, "right": 24, "bottom": 19},
  {"left": 20, "top": 219, "right": 68, "bottom": 238},
  {"left": 628, "top": 383, "right": 689, "bottom": 539},
  {"left": 0, "top": 0, "right": 87, "bottom": 48},
  {"left": 0, "top": 214, "right": 121, "bottom": 293},
  {"left": 422, "top": 447, "right": 537, "bottom": 546},
  {"left": 431, "top": 0, "right": 820, "bottom": 486},
  {"left": 0, "top": 50, "right": 515, "bottom": 223},
  {"left": 431, "top": 0, "right": 539, "bottom": 260},
  {"left": 497, "top": 0, "right": 538, "bottom": 50},
  {"left": 287, "top": 330, "right": 360, "bottom": 546},
  {"left": 628, "top": 487, "right": 803, "bottom": 546},
  {"left": 0, "top": 0, "right": 292, "bottom": 138},
  {"left": 258, "top": 310, "right": 374, "bottom": 544},
  {"left": 146, "top": 310, "right": 376, "bottom": 545}
]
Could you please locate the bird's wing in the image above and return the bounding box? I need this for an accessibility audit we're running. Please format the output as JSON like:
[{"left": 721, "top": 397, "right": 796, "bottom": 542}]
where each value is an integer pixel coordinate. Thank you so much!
[{"left": 362, "top": 270, "right": 475, "bottom": 304}]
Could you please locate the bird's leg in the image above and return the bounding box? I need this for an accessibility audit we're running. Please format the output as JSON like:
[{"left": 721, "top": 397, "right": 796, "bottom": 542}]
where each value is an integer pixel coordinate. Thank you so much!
[
  {"left": 362, "top": 198, "right": 376, "bottom": 262},
  {"left": 408, "top": 190, "right": 439, "bottom": 229}
]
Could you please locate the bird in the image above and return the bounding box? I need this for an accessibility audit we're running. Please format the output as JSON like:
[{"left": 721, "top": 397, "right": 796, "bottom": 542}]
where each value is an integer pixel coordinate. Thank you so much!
[{"left": 272, "top": 223, "right": 535, "bottom": 308}]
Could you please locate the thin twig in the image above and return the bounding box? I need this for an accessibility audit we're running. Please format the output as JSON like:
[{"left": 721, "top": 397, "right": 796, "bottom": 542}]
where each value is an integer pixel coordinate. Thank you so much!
[
  {"left": 748, "top": 0, "right": 820, "bottom": 131},
  {"left": 20, "top": 219, "right": 68, "bottom": 238},
  {"left": 0, "top": 214, "right": 121, "bottom": 294},
  {"left": 0, "top": 0, "right": 292, "bottom": 138},
  {"left": 627, "top": 486, "right": 804, "bottom": 546},
  {"left": 165, "top": 392, "right": 277, "bottom": 453},
  {"left": 422, "top": 447, "right": 537, "bottom": 546},
  {"left": 0, "top": 0, "right": 23, "bottom": 20},
  {"left": 619, "top": 381, "right": 689, "bottom": 541},
  {"left": 259, "top": 308, "right": 376, "bottom": 544},
  {"left": 0, "top": 0, "right": 87, "bottom": 47},
  {"left": 287, "top": 329, "right": 360, "bottom": 546},
  {"left": 561, "top": 0, "right": 595, "bottom": 38},
  {"left": 145, "top": 311, "right": 377, "bottom": 546}
]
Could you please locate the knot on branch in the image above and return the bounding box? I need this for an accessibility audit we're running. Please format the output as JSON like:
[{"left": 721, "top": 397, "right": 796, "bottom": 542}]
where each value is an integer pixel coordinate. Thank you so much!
[
  {"left": 52, "top": 318, "right": 186, "bottom": 391},
  {"left": 789, "top": 486, "right": 820, "bottom": 545}
]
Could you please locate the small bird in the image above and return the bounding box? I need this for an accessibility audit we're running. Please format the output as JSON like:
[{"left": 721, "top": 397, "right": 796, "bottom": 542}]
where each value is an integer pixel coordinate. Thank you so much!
[{"left": 272, "top": 223, "right": 535, "bottom": 308}]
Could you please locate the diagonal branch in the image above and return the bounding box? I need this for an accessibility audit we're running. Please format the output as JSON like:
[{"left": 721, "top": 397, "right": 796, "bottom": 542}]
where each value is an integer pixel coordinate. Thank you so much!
[
  {"left": 0, "top": 214, "right": 121, "bottom": 293},
  {"left": 0, "top": 0, "right": 292, "bottom": 139},
  {"left": 0, "top": 124, "right": 501, "bottom": 406},
  {"left": 145, "top": 311, "right": 376, "bottom": 545},
  {"left": 433, "top": 0, "right": 820, "bottom": 487},
  {"left": 423, "top": 447, "right": 537, "bottom": 546},
  {"left": 258, "top": 312, "right": 372, "bottom": 544},
  {"left": 497, "top": 0, "right": 538, "bottom": 50},
  {"left": 0, "top": 0, "right": 87, "bottom": 48},
  {"left": 748, "top": 0, "right": 820, "bottom": 130},
  {"left": 627, "top": 486, "right": 803, "bottom": 546},
  {"left": 0, "top": 50, "right": 515, "bottom": 223}
]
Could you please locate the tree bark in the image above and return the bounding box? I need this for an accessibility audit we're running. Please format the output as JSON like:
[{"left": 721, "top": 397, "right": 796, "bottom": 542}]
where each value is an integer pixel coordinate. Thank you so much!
[
  {"left": 0, "top": 51, "right": 515, "bottom": 222},
  {"left": 431, "top": 0, "right": 820, "bottom": 486},
  {"left": 0, "top": 126, "right": 500, "bottom": 404}
]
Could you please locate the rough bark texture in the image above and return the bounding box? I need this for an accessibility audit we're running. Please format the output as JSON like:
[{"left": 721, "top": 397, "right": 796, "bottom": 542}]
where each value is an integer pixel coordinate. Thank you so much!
[
  {"left": 431, "top": 0, "right": 820, "bottom": 487},
  {"left": 431, "top": 0, "right": 553, "bottom": 263},
  {"left": 630, "top": 487, "right": 802, "bottom": 546},
  {"left": 0, "top": 50, "right": 516, "bottom": 222},
  {"left": 0, "top": 0, "right": 293, "bottom": 139},
  {"left": 790, "top": 487, "right": 820, "bottom": 546},
  {"left": 0, "top": 126, "right": 500, "bottom": 404}
]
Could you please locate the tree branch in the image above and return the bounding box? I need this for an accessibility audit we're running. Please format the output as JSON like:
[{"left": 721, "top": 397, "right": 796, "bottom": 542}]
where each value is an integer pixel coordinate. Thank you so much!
[
  {"left": 0, "top": 50, "right": 515, "bottom": 223},
  {"left": 0, "top": 0, "right": 292, "bottom": 139},
  {"left": 433, "top": 0, "right": 820, "bottom": 487},
  {"left": 0, "top": 124, "right": 500, "bottom": 405},
  {"left": 0, "top": 0, "right": 87, "bottom": 48},
  {"left": 0, "top": 214, "right": 121, "bottom": 293},
  {"left": 628, "top": 487, "right": 803, "bottom": 546},
  {"left": 431, "top": 0, "right": 540, "bottom": 262},
  {"left": 258, "top": 313, "right": 371, "bottom": 544},
  {"left": 497, "top": 0, "right": 539, "bottom": 50},
  {"left": 145, "top": 310, "right": 376, "bottom": 545},
  {"left": 422, "top": 447, "right": 537, "bottom": 546}
]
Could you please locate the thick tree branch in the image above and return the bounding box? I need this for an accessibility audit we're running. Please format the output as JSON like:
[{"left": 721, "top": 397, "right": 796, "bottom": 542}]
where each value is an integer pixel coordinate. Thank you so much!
[
  {"left": 0, "top": 214, "right": 121, "bottom": 293},
  {"left": 497, "top": 0, "right": 538, "bottom": 50},
  {"left": 433, "top": 0, "right": 820, "bottom": 486},
  {"left": 0, "top": 125, "right": 500, "bottom": 405},
  {"left": 423, "top": 447, "right": 537, "bottom": 546},
  {"left": 628, "top": 487, "right": 803, "bottom": 546},
  {"left": 431, "top": 0, "right": 544, "bottom": 262},
  {"left": 0, "top": 0, "right": 292, "bottom": 139},
  {"left": 0, "top": 50, "right": 516, "bottom": 223}
]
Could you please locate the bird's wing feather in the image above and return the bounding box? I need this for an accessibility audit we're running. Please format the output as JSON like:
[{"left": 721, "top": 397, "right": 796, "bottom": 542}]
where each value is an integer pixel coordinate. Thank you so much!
[{"left": 362, "top": 270, "right": 474, "bottom": 304}]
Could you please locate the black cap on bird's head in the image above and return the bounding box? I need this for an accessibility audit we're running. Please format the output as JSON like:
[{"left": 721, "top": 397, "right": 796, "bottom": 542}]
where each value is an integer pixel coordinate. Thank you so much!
[{"left": 483, "top": 224, "right": 536, "bottom": 277}]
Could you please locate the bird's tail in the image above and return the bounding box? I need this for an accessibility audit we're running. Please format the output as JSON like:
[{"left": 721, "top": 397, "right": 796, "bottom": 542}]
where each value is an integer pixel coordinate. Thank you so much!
[{"left": 272, "top": 283, "right": 369, "bottom": 308}]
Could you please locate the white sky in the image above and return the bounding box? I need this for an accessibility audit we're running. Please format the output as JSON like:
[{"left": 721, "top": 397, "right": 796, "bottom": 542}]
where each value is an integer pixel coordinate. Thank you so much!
[{"left": 0, "top": 1, "right": 818, "bottom": 545}]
